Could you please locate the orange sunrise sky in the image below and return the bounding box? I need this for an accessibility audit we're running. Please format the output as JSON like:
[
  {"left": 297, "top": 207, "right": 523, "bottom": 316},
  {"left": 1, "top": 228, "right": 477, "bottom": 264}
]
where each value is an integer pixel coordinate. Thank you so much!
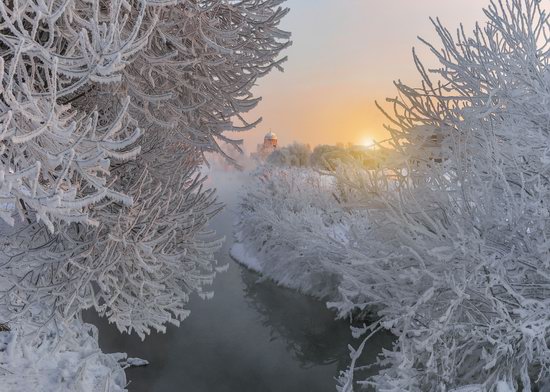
[{"left": 237, "top": 0, "right": 487, "bottom": 152}]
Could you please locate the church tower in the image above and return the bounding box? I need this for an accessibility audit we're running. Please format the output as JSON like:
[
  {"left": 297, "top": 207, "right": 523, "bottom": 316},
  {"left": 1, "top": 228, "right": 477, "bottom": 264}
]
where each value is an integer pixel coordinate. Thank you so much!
[
  {"left": 252, "top": 131, "right": 279, "bottom": 160},
  {"left": 263, "top": 131, "right": 278, "bottom": 149}
]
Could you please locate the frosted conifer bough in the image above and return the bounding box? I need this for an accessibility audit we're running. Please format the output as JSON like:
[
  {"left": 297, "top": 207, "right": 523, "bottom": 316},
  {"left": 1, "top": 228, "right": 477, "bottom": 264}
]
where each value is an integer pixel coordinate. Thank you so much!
[{"left": 0, "top": 0, "right": 290, "bottom": 390}]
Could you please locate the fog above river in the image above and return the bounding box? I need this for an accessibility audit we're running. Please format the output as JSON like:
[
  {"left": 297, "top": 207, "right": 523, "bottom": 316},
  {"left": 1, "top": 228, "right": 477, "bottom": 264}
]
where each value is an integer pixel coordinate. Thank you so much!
[{"left": 86, "top": 164, "right": 393, "bottom": 392}]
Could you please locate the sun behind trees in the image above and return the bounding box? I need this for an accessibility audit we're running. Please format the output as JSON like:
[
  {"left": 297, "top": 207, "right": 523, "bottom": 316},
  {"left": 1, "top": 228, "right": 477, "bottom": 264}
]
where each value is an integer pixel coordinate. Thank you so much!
[
  {"left": 5, "top": 0, "right": 550, "bottom": 390},
  {"left": 0, "top": 0, "right": 289, "bottom": 389}
]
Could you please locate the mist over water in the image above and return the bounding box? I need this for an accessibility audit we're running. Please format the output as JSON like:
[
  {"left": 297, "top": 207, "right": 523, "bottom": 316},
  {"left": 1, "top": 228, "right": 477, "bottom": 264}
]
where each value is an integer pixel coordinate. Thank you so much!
[{"left": 87, "top": 163, "right": 393, "bottom": 391}]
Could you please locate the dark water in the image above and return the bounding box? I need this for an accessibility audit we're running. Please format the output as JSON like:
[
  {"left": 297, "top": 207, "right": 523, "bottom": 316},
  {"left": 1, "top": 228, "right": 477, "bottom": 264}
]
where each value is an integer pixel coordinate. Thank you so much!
[{"left": 87, "top": 176, "right": 394, "bottom": 392}]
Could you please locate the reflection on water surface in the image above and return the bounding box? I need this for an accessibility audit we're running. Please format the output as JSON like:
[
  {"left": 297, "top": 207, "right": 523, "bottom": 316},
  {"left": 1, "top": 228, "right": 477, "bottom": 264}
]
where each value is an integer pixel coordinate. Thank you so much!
[{"left": 86, "top": 202, "right": 393, "bottom": 392}]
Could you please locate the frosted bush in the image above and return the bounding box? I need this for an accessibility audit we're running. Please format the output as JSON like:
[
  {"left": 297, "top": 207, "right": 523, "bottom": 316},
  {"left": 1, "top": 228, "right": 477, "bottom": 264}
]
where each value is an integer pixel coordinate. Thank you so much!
[
  {"left": 0, "top": 0, "right": 289, "bottom": 334},
  {"left": 332, "top": 0, "right": 550, "bottom": 390},
  {"left": 233, "top": 166, "right": 354, "bottom": 299},
  {"left": 235, "top": 1, "right": 550, "bottom": 390},
  {"left": 0, "top": 0, "right": 289, "bottom": 388},
  {"left": 0, "top": 319, "right": 127, "bottom": 392}
]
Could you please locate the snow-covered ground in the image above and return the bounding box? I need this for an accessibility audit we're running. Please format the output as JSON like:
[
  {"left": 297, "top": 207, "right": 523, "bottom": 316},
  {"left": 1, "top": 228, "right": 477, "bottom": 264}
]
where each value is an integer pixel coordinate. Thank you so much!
[
  {"left": 0, "top": 321, "right": 127, "bottom": 392},
  {"left": 230, "top": 243, "right": 263, "bottom": 273},
  {"left": 0, "top": 222, "right": 129, "bottom": 392}
]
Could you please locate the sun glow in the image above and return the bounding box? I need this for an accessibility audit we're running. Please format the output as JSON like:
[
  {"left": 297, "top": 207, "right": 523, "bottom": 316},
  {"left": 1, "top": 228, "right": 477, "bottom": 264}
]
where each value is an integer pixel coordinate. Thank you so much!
[{"left": 360, "top": 137, "right": 376, "bottom": 148}]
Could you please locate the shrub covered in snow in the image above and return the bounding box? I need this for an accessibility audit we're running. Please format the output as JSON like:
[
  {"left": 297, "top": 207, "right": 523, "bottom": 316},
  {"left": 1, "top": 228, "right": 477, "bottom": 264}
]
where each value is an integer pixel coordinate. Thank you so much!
[
  {"left": 236, "top": 0, "right": 550, "bottom": 390},
  {"left": 338, "top": 0, "right": 550, "bottom": 389},
  {"left": 232, "top": 167, "right": 356, "bottom": 300},
  {"left": 0, "top": 320, "right": 127, "bottom": 392}
]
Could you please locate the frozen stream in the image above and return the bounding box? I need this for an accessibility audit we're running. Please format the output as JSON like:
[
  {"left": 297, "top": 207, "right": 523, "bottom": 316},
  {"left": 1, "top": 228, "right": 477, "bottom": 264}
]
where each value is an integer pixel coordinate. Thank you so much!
[{"left": 87, "top": 171, "right": 394, "bottom": 392}]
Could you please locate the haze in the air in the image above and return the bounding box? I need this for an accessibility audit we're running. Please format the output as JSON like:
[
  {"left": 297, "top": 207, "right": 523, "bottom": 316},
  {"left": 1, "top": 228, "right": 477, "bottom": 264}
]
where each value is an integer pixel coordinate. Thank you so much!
[{"left": 242, "top": 0, "right": 484, "bottom": 150}]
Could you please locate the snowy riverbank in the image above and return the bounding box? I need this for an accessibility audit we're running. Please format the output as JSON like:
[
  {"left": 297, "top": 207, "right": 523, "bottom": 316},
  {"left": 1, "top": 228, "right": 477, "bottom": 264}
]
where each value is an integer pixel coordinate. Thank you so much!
[
  {"left": 231, "top": 158, "right": 547, "bottom": 391},
  {"left": 0, "top": 320, "right": 127, "bottom": 392},
  {"left": 231, "top": 167, "right": 350, "bottom": 302}
]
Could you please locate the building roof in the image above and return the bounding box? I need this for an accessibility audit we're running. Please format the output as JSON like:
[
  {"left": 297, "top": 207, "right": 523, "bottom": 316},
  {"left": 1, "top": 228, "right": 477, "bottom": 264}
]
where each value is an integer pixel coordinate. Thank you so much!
[{"left": 264, "top": 131, "right": 277, "bottom": 140}]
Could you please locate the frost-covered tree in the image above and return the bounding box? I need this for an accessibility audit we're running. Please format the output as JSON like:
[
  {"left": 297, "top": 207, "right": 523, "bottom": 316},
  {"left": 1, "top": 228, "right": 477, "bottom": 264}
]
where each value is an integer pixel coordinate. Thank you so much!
[
  {"left": 332, "top": 0, "right": 550, "bottom": 390},
  {"left": 234, "top": 0, "right": 550, "bottom": 390},
  {"left": 0, "top": 0, "right": 290, "bottom": 344},
  {"left": 266, "top": 142, "right": 311, "bottom": 167},
  {"left": 309, "top": 145, "right": 353, "bottom": 171}
]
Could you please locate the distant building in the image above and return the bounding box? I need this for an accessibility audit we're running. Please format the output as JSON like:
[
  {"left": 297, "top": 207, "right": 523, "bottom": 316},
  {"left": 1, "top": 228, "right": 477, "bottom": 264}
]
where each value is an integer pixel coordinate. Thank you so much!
[
  {"left": 264, "top": 131, "right": 278, "bottom": 149},
  {"left": 252, "top": 131, "right": 278, "bottom": 160}
]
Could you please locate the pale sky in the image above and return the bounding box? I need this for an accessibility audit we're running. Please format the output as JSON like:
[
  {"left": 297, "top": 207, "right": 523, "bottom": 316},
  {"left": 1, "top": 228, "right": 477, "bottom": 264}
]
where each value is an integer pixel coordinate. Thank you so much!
[{"left": 236, "top": 0, "right": 486, "bottom": 152}]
